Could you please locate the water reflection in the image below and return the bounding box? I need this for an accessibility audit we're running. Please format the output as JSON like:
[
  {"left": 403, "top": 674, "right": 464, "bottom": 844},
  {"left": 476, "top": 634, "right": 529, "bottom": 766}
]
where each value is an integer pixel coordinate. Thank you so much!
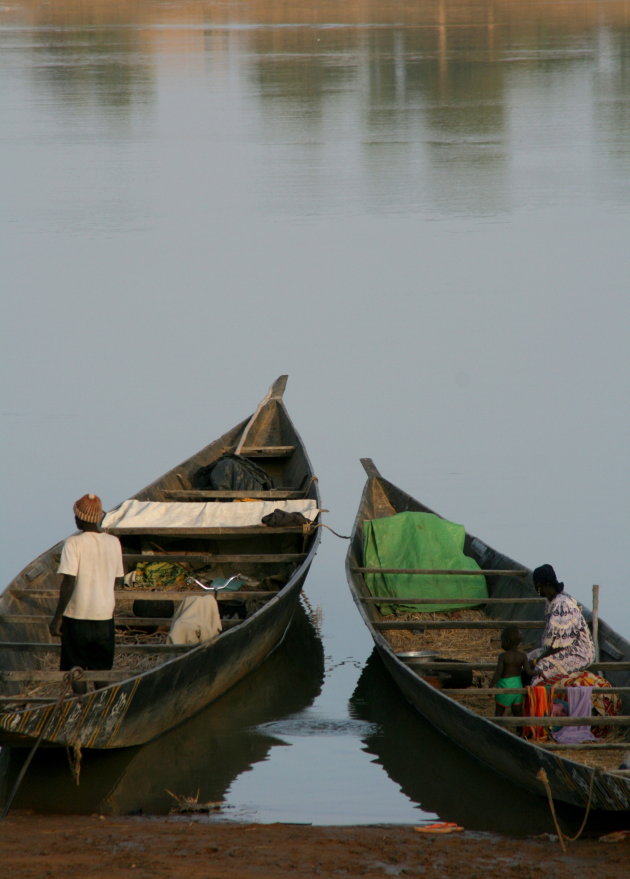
[
  {"left": 6, "top": 2, "right": 630, "bottom": 123},
  {"left": 29, "top": 31, "right": 154, "bottom": 112},
  {"left": 349, "top": 650, "right": 626, "bottom": 836},
  {"left": 0, "top": 604, "right": 324, "bottom": 815},
  {"left": 5, "top": 0, "right": 630, "bottom": 217}
]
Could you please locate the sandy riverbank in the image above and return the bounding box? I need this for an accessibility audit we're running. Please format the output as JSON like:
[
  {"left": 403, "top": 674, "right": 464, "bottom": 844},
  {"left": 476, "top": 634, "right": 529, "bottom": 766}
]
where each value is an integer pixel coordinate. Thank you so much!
[{"left": 1, "top": 813, "right": 629, "bottom": 878}]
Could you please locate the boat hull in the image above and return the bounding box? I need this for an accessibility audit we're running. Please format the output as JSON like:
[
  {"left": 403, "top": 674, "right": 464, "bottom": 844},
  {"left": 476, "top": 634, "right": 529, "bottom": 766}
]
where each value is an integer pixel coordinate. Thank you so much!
[
  {"left": 0, "top": 571, "right": 311, "bottom": 749},
  {"left": 346, "top": 460, "right": 630, "bottom": 812},
  {"left": 0, "top": 377, "right": 320, "bottom": 749}
]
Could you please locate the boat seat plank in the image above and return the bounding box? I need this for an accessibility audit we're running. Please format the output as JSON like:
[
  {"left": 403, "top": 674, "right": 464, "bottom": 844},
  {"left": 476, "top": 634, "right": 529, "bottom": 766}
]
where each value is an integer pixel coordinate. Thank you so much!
[
  {"left": 122, "top": 552, "right": 305, "bottom": 564},
  {"left": 114, "top": 589, "right": 278, "bottom": 601},
  {"left": 353, "top": 567, "right": 529, "bottom": 576},
  {"left": 0, "top": 696, "right": 62, "bottom": 704},
  {"left": 1, "top": 621, "right": 241, "bottom": 650},
  {"left": 398, "top": 659, "right": 630, "bottom": 671},
  {"left": 116, "top": 590, "right": 276, "bottom": 601},
  {"left": 0, "top": 614, "right": 250, "bottom": 626},
  {"left": 362, "top": 596, "right": 545, "bottom": 605},
  {"left": 238, "top": 445, "right": 296, "bottom": 457},
  {"left": 375, "top": 620, "right": 545, "bottom": 629},
  {"left": 541, "top": 743, "right": 630, "bottom": 751},
  {"left": 162, "top": 490, "right": 305, "bottom": 500},
  {"left": 492, "top": 715, "right": 630, "bottom": 727},
  {"left": 107, "top": 526, "right": 309, "bottom": 537},
  {"left": 9, "top": 589, "right": 280, "bottom": 600},
  {"left": 0, "top": 670, "right": 132, "bottom": 682},
  {"left": 113, "top": 617, "right": 243, "bottom": 627},
  {"left": 0, "top": 641, "right": 198, "bottom": 653},
  {"left": 445, "top": 687, "right": 630, "bottom": 696}
]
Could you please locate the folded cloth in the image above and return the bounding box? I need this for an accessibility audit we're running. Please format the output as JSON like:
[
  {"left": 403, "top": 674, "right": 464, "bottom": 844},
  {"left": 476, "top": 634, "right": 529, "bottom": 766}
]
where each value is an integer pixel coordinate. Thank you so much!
[
  {"left": 524, "top": 686, "right": 551, "bottom": 742},
  {"left": 553, "top": 686, "right": 597, "bottom": 743},
  {"left": 545, "top": 670, "right": 621, "bottom": 721},
  {"left": 167, "top": 594, "right": 222, "bottom": 645}
]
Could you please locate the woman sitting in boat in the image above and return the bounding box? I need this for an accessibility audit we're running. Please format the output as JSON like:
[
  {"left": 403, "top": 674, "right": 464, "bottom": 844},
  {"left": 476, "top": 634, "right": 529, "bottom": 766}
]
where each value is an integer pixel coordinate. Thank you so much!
[{"left": 528, "top": 564, "right": 595, "bottom": 685}]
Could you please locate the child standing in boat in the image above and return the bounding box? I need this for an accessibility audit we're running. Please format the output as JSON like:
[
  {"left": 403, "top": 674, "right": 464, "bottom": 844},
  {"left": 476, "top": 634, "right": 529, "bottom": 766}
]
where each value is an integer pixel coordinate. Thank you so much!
[{"left": 491, "top": 626, "right": 536, "bottom": 721}]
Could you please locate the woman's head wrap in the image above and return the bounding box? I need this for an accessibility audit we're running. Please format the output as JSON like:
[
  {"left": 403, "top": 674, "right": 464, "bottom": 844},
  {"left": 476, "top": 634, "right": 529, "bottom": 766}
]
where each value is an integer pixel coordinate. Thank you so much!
[{"left": 532, "top": 563, "right": 564, "bottom": 593}]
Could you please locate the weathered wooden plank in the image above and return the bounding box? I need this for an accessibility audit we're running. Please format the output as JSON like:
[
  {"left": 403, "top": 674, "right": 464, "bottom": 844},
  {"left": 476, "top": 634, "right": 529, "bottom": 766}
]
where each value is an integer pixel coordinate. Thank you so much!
[
  {"left": 0, "top": 641, "right": 194, "bottom": 653},
  {"left": 122, "top": 552, "right": 305, "bottom": 564},
  {"left": 491, "top": 715, "right": 630, "bottom": 727},
  {"left": 361, "top": 596, "right": 545, "bottom": 604},
  {"left": 238, "top": 445, "right": 296, "bottom": 457},
  {"left": 0, "top": 613, "right": 181, "bottom": 625},
  {"left": 400, "top": 660, "right": 497, "bottom": 670},
  {"left": 9, "top": 589, "right": 279, "bottom": 601},
  {"left": 398, "top": 659, "right": 630, "bottom": 671},
  {"left": 539, "top": 743, "right": 630, "bottom": 751},
  {"left": 0, "top": 670, "right": 130, "bottom": 682},
  {"left": 115, "top": 617, "right": 247, "bottom": 627},
  {"left": 375, "top": 620, "right": 545, "bottom": 630},
  {"left": 0, "top": 696, "right": 60, "bottom": 704},
  {"left": 116, "top": 591, "right": 273, "bottom": 602},
  {"left": 443, "top": 687, "right": 630, "bottom": 696},
  {"left": 162, "top": 490, "right": 304, "bottom": 500},
  {"left": 352, "top": 567, "right": 529, "bottom": 576},
  {"left": 0, "top": 617, "right": 245, "bottom": 628},
  {"left": 107, "top": 526, "right": 307, "bottom": 536}
]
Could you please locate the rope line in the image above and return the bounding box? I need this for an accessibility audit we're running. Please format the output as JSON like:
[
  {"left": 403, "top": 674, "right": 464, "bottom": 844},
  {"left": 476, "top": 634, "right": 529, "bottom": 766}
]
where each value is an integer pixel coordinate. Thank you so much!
[
  {"left": 537, "top": 766, "right": 596, "bottom": 851},
  {"left": 313, "top": 522, "right": 351, "bottom": 540},
  {"left": 562, "top": 768, "right": 596, "bottom": 842}
]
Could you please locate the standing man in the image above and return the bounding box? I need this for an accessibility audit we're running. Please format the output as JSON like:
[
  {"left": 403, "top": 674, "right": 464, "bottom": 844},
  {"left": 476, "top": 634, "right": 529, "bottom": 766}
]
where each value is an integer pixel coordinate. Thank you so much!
[{"left": 49, "top": 494, "right": 124, "bottom": 694}]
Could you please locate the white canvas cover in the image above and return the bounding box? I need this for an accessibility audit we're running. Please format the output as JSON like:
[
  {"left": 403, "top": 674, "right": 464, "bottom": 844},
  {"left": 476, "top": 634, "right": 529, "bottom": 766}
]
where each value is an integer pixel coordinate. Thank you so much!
[{"left": 102, "top": 498, "right": 319, "bottom": 530}]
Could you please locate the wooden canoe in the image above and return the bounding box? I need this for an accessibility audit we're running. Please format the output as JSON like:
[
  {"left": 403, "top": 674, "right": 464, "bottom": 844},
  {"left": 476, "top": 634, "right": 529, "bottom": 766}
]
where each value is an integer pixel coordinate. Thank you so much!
[
  {"left": 0, "top": 376, "right": 321, "bottom": 749},
  {"left": 2, "top": 603, "right": 325, "bottom": 815},
  {"left": 345, "top": 459, "right": 630, "bottom": 812}
]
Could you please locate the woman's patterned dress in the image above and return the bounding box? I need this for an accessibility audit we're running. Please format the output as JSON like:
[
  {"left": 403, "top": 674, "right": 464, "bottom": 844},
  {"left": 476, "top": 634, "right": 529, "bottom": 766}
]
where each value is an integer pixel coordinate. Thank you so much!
[{"left": 529, "top": 591, "right": 595, "bottom": 685}]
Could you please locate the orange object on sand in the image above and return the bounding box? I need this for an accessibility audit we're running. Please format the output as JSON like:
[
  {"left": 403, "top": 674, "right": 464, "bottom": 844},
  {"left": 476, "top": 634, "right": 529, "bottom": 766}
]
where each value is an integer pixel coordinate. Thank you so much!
[
  {"left": 414, "top": 822, "right": 464, "bottom": 834},
  {"left": 599, "top": 830, "right": 630, "bottom": 843}
]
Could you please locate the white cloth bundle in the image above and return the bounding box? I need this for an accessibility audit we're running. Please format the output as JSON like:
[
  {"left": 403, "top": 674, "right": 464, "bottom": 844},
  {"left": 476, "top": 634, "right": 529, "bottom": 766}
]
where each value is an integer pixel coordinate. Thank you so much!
[
  {"left": 167, "top": 594, "right": 222, "bottom": 645},
  {"left": 102, "top": 499, "right": 319, "bottom": 530}
]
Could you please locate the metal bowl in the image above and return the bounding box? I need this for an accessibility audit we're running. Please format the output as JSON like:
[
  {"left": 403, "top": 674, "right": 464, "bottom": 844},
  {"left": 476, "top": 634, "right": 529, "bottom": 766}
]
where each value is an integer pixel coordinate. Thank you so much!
[{"left": 396, "top": 650, "right": 439, "bottom": 659}]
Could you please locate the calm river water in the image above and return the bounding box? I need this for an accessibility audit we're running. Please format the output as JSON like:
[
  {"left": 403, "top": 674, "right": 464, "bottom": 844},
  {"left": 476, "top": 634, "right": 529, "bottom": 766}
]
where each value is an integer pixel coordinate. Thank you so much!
[{"left": 1, "top": 0, "right": 629, "bottom": 830}]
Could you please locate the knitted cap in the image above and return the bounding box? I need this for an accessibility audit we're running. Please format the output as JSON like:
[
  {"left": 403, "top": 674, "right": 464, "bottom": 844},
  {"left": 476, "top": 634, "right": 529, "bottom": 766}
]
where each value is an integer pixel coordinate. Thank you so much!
[{"left": 73, "top": 493, "right": 103, "bottom": 524}]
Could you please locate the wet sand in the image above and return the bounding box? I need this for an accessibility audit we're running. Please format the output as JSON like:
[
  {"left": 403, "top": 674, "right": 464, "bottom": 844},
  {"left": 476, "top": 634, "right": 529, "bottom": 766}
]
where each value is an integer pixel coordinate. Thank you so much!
[{"left": 2, "top": 813, "right": 629, "bottom": 878}]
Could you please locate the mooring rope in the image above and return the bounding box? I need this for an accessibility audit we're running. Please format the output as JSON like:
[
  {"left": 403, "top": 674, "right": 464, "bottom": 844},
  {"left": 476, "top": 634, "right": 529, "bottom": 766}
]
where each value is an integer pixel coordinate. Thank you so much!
[
  {"left": 311, "top": 522, "right": 351, "bottom": 540},
  {"left": 562, "top": 767, "right": 596, "bottom": 843},
  {"left": 537, "top": 765, "right": 596, "bottom": 852}
]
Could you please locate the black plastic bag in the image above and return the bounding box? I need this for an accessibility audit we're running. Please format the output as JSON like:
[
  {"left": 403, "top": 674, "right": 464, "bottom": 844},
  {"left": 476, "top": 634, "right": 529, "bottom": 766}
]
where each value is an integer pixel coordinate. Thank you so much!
[
  {"left": 261, "top": 508, "right": 312, "bottom": 527},
  {"left": 193, "top": 454, "right": 274, "bottom": 491}
]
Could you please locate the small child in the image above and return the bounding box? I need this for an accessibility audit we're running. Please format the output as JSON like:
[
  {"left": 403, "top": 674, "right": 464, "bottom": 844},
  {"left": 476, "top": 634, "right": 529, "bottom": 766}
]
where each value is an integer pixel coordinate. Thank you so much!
[{"left": 491, "top": 626, "right": 536, "bottom": 721}]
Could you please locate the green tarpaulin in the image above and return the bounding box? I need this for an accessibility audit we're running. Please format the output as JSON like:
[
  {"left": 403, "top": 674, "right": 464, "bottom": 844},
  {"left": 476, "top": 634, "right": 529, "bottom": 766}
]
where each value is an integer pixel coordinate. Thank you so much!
[{"left": 363, "top": 511, "right": 488, "bottom": 614}]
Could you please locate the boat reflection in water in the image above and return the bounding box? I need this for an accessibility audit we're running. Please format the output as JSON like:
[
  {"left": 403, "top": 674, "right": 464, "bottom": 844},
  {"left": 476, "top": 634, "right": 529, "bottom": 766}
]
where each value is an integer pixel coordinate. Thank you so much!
[
  {"left": 0, "top": 603, "right": 324, "bottom": 816},
  {"left": 349, "top": 651, "right": 622, "bottom": 837}
]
